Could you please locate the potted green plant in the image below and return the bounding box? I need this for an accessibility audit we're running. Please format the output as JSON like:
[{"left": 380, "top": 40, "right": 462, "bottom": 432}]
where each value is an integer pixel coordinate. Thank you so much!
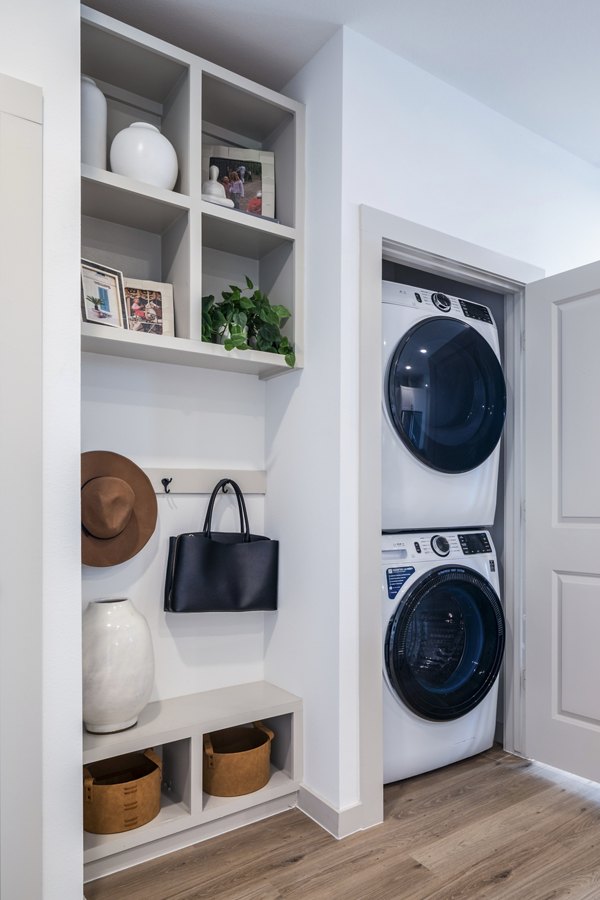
[{"left": 202, "top": 276, "right": 295, "bottom": 367}]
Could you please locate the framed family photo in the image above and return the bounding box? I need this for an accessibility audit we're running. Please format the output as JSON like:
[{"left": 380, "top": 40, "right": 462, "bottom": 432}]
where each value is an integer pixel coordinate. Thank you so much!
[
  {"left": 123, "top": 278, "right": 175, "bottom": 336},
  {"left": 81, "top": 259, "right": 126, "bottom": 328},
  {"left": 202, "top": 144, "right": 275, "bottom": 218}
]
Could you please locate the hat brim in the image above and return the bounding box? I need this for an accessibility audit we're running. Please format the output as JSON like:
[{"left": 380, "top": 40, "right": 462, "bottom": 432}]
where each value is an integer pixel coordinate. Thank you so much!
[{"left": 81, "top": 451, "right": 157, "bottom": 567}]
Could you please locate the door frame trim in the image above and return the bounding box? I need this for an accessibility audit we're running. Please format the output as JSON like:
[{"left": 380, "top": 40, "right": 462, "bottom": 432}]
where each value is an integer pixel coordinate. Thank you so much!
[{"left": 358, "top": 205, "right": 543, "bottom": 823}]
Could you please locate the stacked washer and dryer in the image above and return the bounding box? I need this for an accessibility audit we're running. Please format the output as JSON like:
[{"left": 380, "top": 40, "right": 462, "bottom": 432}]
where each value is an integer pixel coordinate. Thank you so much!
[{"left": 381, "top": 280, "right": 507, "bottom": 784}]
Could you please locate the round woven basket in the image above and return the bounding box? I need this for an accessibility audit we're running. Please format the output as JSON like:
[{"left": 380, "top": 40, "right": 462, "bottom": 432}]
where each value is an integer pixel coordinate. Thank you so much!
[
  {"left": 203, "top": 722, "right": 274, "bottom": 797},
  {"left": 83, "top": 748, "right": 162, "bottom": 834}
]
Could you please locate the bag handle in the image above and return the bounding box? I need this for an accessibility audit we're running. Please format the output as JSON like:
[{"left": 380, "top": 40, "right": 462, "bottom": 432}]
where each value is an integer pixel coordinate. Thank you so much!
[{"left": 203, "top": 478, "right": 251, "bottom": 542}]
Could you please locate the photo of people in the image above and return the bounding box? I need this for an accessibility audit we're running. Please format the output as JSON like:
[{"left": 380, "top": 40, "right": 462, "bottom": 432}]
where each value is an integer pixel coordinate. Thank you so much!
[
  {"left": 125, "top": 288, "right": 164, "bottom": 333},
  {"left": 123, "top": 278, "right": 175, "bottom": 336},
  {"left": 209, "top": 156, "right": 263, "bottom": 215}
]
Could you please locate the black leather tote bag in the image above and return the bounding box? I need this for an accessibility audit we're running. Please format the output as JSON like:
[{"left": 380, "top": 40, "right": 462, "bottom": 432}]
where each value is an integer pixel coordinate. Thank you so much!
[{"left": 164, "top": 478, "right": 278, "bottom": 612}]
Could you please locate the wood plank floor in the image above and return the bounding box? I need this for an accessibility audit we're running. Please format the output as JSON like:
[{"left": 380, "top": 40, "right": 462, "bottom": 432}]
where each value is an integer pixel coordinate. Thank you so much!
[{"left": 85, "top": 747, "right": 600, "bottom": 899}]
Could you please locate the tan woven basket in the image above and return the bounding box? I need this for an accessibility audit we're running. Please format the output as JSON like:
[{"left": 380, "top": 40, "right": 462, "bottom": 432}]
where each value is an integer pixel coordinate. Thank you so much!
[
  {"left": 203, "top": 721, "right": 274, "bottom": 797},
  {"left": 83, "top": 748, "right": 162, "bottom": 834}
]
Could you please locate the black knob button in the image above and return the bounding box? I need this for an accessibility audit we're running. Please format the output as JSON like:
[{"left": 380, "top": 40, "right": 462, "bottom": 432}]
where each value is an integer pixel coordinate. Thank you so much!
[
  {"left": 431, "top": 535, "right": 450, "bottom": 556},
  {"left": 431, "top": 292, "right": 451, "bottom": 312}
]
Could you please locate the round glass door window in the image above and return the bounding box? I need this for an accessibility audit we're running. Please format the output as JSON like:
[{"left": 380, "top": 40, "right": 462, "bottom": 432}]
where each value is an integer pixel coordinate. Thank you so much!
[
  {"left": 385, "top": 566, "right": 505, "bottom": 721},
  {"left": 387, "top": 317, "right": 506, "bottom": 473}
]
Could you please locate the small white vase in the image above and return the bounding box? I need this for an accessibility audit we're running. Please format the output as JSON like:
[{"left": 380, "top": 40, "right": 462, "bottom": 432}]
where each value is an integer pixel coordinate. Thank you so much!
[
  {"left": 82, "top": 598, "right": 154, "bottom": 733},
  {"left": 81, "top": 76, "right": 107, "bottom": 169},
  {"left": 110, "top": 122, "right": 178, "bottom": 190}
]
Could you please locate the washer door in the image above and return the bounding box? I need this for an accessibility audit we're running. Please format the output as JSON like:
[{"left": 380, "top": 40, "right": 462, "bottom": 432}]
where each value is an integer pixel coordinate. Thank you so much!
[
  {"left": 387, "top": 317, "right": 506, "bottom": 473},
  {"left": 385, "top": 565, "right": 505, "bottom": 721}
]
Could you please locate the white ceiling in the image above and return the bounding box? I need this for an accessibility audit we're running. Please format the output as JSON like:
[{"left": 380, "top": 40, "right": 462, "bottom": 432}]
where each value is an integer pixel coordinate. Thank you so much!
[{"left": 87, "top": 0, "right": 600, "bottom": 167}]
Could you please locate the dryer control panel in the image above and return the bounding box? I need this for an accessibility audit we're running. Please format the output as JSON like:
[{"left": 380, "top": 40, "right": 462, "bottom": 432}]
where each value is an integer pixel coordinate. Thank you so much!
[{"left": 381, "top": 280, "right": 496, "bottom": 328}]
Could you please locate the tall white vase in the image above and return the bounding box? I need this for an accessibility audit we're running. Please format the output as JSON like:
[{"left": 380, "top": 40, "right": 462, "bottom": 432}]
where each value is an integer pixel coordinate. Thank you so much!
[
  {"left": 110, "top": 122, "right": 179, "bottom": 190},
  {"left": 81, "top": 76, "right": 107, "bottom": 169},
  {"left": 82, "top": 598, "right": 154, "bottom": 733}
]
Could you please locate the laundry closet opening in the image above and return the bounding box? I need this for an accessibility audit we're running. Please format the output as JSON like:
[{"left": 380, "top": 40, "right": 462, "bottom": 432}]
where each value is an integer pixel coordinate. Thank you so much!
[
  {"left": 381, "top": 259, "right": 508, "bottom": 749},
  {"left": 356, "top": 207, "right": 543, "bottom": 829}
]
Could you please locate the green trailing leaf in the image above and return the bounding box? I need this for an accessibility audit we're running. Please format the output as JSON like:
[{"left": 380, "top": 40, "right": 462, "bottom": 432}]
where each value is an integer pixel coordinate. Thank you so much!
[
  {"left": 224, "top": 335, "right": 249, "bottom": 351},
  {"left": 201, "top": 277, "right": 295, "bottom": 367}
]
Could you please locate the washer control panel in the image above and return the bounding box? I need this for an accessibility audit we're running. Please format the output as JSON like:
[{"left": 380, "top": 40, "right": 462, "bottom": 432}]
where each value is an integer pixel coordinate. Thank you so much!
[
  {"left": 383, "top": 530, "right": 493, "bottom": 563},
  {"left": 458, "top": 532, "right": 492, "bottom": 555}
]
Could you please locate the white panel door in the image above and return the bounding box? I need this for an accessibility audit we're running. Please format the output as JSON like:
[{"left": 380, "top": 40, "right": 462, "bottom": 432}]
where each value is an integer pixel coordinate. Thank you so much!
[{"left": 525, "top": 260, "right": 600, "bottom": 779}]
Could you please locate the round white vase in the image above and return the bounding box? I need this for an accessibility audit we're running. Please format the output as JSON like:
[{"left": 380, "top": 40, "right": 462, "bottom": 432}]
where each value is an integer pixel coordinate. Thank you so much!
[
  {"left": 110, "top": 122, "right": 178, "bottom": 190},
  {"left": 81, "top": 76, "right": 107, "bottom": 169},
  {"left": 82, "top": 598, "right": 154, "bottom": 733}
]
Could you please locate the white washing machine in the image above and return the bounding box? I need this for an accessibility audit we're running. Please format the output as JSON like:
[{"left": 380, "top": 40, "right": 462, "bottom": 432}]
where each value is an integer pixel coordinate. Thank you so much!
[
  {"left": 382, "top": 280, "right": 506, "bottom": 531},
  {"left": 382, "top": 529, "right": 505, "bottom": 783}
]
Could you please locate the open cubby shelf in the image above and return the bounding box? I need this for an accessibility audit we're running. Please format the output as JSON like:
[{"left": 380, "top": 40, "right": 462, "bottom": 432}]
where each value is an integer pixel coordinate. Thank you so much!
[
  {"left": 83, "top": 681, "right": 303, "bottom": 879},
  {"left": 80, "top": 5, "right": 304, "bottom": 376}
]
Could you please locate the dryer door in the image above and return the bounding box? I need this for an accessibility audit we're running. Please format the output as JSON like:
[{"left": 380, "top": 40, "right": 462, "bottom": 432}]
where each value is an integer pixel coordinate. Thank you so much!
[
  {"left": 385, "top": 565, "right": 505, "bottom": 721},
  {"left": 387, "top": 317, "right": 506, "bottom": 473}
]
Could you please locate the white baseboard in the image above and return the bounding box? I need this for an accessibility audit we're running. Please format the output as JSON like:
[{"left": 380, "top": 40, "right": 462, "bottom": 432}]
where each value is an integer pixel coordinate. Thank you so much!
[{"left": 297, "top": 786, "right": 369, "bottom": 839}]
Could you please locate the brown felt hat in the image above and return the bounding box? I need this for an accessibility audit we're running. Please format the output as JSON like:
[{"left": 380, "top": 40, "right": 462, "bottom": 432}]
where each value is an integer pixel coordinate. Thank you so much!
[{"left": 81, "top": 451, "right": 157, "bottom": 567}]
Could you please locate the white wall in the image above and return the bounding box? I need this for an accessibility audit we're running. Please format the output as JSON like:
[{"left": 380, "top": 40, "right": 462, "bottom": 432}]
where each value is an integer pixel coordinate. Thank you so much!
[
  {"left": 81, "top": 354, "right": 268, "bottom": 697},
  {"left": 267, "top": 25, "right": 600, "bottom": 819},
  {"left": 0, "top": 1, "right": 82, "bottom": 898},
  {"left": 264, "top": 31, "right": 347, "bottom": 808},
  {"left": 341, "top": 28, "right": 600, "bottom": 277}
]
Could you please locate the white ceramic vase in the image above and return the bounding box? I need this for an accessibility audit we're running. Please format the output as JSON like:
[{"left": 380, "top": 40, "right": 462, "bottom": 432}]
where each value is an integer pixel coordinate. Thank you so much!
[
  {"left": 81, "top": 76, "right": 107, "bottom": 169},
  {"left": 82, "top": 598, "right": 154, "bottom": 733},
  {"left": 110, "top": 122, "right": 178, "bottom": 190}
]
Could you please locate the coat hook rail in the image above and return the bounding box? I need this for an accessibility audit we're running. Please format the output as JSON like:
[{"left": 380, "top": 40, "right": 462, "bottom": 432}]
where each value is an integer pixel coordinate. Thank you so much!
[{"left": 144, "top": 468, "right": 267, "bottom": 496}]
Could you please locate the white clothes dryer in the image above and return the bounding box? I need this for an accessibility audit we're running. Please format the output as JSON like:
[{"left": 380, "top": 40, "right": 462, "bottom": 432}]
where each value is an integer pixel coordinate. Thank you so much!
[
  {"left": 382, "top": 529, "right": 505, "bottom": 784},
  {"left": 382, "top": 281, "right": 506, "bottom": 531}
]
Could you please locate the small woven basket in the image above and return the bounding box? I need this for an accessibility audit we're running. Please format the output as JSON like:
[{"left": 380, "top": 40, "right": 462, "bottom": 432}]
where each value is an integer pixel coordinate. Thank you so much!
[
  {"left": 83, "top": 748, "right": 162, "bottom": 834},
  {"left": 203, "top": 721, "right": 274, "bottom": 797}
]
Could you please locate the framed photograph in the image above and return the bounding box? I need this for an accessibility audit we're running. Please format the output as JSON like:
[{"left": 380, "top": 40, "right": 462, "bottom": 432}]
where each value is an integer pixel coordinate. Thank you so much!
[
  {"left": 81, "top": 259, "right": 126, "bottom": 328},
  {"left": 202, "top": 144, "right": 275, "bottom": 218},
  {"left": 123, "top": 278, "right": 175, "bottom": 336}
]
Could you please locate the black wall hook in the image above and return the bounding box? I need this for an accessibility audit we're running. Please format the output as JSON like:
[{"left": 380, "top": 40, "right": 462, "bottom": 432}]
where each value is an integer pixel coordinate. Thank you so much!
[{"left": 161, "top": 477, "right": 173, "bottom": 494}]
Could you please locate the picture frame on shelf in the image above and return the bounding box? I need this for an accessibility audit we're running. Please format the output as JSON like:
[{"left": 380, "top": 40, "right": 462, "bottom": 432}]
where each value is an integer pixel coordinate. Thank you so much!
[
  {"left": 123, "top": 278, "right": 175, "bottom": 336},
  {"left": 81, "top": 259, "right": 126, "bottom": 328},
  {"left": 202, "top": 145, "right": 275, "bottom": 218}
]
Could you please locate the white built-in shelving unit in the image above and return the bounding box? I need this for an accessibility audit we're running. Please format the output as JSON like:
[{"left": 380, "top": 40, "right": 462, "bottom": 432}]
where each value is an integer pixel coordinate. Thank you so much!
[
  {"left": 80, "top": 5, "right": 304, "bottom": 378},
  {"left": 80, "top": 6, "right": 306, "bottom": 881}
]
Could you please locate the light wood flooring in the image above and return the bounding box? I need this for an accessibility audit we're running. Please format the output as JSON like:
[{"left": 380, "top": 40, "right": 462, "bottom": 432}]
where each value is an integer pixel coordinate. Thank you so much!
[{"left": 85, "top": 746, "right": 600, "bottom": 899}]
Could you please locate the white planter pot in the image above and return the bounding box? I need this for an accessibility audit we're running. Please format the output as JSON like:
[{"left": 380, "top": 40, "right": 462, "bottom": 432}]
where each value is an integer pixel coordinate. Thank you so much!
[
  {"left": 81, "top": 76, "right": 107, "bottom": 169},
  {"left": 110, "top": 122, "right": 178, "bottom": 191},
  {"left": 82, "top": 598, "right": 154, "bottom": 733}
]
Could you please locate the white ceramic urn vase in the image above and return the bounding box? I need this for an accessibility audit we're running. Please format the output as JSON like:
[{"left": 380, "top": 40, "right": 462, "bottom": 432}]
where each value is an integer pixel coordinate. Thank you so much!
[
  {"left": 81, "top": 76, "right": 107, "bottom": 169},
  {"left": 110, "top": 122, "right": 179, "bottom": 190},
  {"left": 82, "top": 598, "right": 154, "bottom": 733}
]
